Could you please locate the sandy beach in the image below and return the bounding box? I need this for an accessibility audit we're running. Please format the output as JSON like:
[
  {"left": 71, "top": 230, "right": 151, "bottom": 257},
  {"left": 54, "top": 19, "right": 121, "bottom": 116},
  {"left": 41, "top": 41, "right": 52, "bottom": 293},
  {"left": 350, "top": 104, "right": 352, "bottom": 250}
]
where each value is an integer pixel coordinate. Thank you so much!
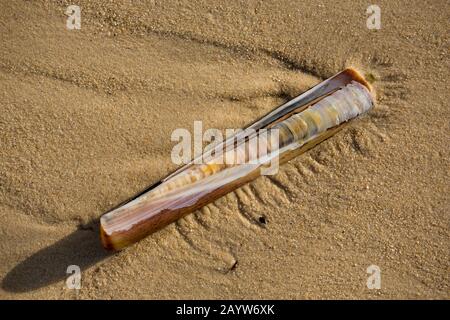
[{"left": 0, "top": 0, "right": 448, "bottom": 299}]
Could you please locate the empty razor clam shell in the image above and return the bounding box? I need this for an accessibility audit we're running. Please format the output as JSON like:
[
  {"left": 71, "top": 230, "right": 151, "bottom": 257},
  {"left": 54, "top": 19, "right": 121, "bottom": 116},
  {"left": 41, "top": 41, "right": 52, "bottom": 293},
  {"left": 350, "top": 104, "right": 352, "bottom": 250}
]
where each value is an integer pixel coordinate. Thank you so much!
[{"left": 100, "top": 68, "right": 375, "bottom": 250}]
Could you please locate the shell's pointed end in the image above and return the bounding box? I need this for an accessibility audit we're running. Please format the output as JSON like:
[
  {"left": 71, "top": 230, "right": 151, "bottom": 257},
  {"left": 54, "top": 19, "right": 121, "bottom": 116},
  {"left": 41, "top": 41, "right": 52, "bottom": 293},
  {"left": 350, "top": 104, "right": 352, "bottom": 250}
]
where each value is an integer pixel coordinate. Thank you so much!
[{"left": 100, "top": 219, "right": 119, "bottom": 251}]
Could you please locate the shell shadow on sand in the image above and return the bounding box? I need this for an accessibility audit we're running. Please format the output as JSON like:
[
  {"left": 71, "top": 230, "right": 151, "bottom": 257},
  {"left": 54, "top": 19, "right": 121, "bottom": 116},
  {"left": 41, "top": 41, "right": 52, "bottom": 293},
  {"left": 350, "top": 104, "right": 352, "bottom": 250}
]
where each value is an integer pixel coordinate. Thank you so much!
[{"left": 2, "top": 221, "right": 110, "bottom": 293}]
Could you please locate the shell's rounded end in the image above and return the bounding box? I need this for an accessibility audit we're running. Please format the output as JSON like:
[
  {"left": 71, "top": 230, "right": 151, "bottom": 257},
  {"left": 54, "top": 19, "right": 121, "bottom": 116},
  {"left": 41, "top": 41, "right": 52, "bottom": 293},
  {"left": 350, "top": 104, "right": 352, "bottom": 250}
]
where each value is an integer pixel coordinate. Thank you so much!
[
  {"left": 343, "top": 67, "right": 377, "bottom": 103},
  {"left": 344, "top": 67, "right": 374, "bottom": 91}
]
